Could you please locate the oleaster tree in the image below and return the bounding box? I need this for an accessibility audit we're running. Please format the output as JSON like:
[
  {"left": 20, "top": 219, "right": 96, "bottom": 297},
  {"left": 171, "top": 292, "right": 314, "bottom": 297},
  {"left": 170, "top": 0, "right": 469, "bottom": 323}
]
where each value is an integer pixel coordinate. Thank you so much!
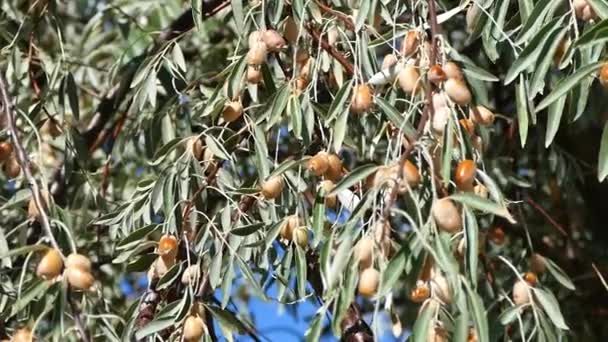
[{"left": 2, "top": 0, "right": 608, "bottom": 341}]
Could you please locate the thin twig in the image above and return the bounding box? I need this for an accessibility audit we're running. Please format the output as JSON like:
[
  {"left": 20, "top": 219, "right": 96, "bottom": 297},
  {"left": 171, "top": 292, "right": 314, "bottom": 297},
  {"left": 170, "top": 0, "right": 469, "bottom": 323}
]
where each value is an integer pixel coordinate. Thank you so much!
[
  {"left": 305, "top": 23, "right": 355, "bottom": 76},
  {"left": 0, "top": 73, "right": 62, "bottom": 255},
  {"left": 313, "top": 0, "right": 355, "bottom": 31},
  {"left": 524, "top": 196, "right": 568, "bottom": 237},
  {"left": 69, "top": 296, "right": 91, "bottom": 342}
]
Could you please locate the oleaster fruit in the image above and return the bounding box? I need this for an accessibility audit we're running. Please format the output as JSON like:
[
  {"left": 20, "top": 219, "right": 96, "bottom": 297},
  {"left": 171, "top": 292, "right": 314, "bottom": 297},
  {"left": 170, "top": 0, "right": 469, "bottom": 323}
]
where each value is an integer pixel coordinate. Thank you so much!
[
  {"left": 350, "top": 84, "right": 374, "bottom": 114},
  {"left": 432, "top": 198, "right": 462, "bottom": 232},
  {"left": 280, "top": 215, "right": 299, "bottom": 241},
  {"left": 455, "top": 159, "right": 477, "bottom": 191},
  {"left": 470, "top": 105, "right": 495, "bottom": 126},
  {"left": 444, "top": 78, "right": 472, "bottom": 106},
  {"left": 183, "top": 314, "right": 206, "bottom": 342},
  {"left": 358, "top": 267, "right": 380, "bottom": 298},
  {"left": 222, "top": 100, "right": 244, "bottom": 122},
  {"left": 512, "top": 279, "right": 531, "bottom": 305},
  {"left": 36, "top": 248, "right": 63, "bottom": 280},
  {"left": 308, "top": 151, "right": 329, "bottom": 176},
  {"left": 398, "top": 64, "right": 422, "bottom": 95},
  {"left": 261, "top": 176, "right": 284, "bottom": 199},
  {"left": 293, "top": 227, "right": 309, "bottom": 248},
  {"left": 401, "top": 30, "right": 419, "bottom": 57},
  {"left": 0, "top": 141, "right": 13, "bottom": 161},
  {"left": 354, "top": 236, "right": 374, "bottom": 269}
]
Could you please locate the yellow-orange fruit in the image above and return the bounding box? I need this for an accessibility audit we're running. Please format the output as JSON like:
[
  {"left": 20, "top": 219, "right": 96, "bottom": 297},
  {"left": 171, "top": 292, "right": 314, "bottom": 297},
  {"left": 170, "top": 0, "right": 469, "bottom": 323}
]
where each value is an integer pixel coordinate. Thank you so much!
[
  {"left": 295, "top": 49, "right": 309, "bottom": 65},
  {"left": 320, "top": 180, "right": 337, "bottom": 207},
  {"left": 294, "top": 76, "right": 309, "bottom": 94},
  {"left": 247, "top": 66, "right": 263, "bottom": 84},
  {"left": 326, "top": 154, "right": 343, "bottom": 181},
  {"left": 41, "top": 119, "right": 61, "bottom": 138},
  {"left": 428, "top": 65, "right": 447, "bottom": 85},
  {"left": 66, "top": 267, "right": 95, "bottom": 290},
  {"left": 524, "top": 272, "right": 538, "bottom": 286},
  {"left": 262, "top": 29, "right": 286, "bottom": 52},
  {"left": 428, "top": 324, "right": 448, "bottom": 342},
  {"left": 354, "top": 236, "right": 374, "bottom": 269},
  {"left": 398, "top": 65, "right": 422, "bottom": 94},
  {"left": 530, "top": 253, "right": 546, "bottom": 274},
  {"left": 512, "top": 279, "right": 530, "bottom": 305},
  {"left": 443, "top": 62, "right": 464, "bottom": 80},
  {"left": 600, "top": 64, "right": 608, "bottom": 89},
  {"left": 66, "top": 253, "right": 92, "bottom": 273},
  {"left": 455, "top": 159, "right": 477, "bottom": 191},
  {"left": 382, "top": 54, "right": 398, "bottom": 70},
  {"left": 183, "top": 315, "right": 206, "bottom": 341},
  {"left": 283, "top": 16, "right": 299, "bottom": 44},
  {"left": 402, "top": 159, "right": 421, "bottom": 189},
  {"left": 150, "top": 255, "right": 175, "bottom": 279},
  {"left": 293, "top": 227, "right": 309, "bottom": 248},
  {"left": 11, "top": 328, "right": 32, "bottom": 342},
  {"left": 188, "top": 137, "right": 204, "bottom": 160},
  {"left": 489, "top": 226, "right": 506, "bottom": 245},
  {"left": 181, "top": 265, "right": 200, "bottom": 285},
  {"left": 246, "top": 41, "right": 268, "bottom": 65},
  {"left": 431, "top": 272, "right": 452, "bottom": 303},
  {"left": 248, "top": 30, "right": 263, "bottom": 46},
  {"left": 432, "top": 198, "right": 462, "bottom": 233},
  {"left": 280, "top": 215, "right": 299, "bottom": 241},
  {"left": 298, "top": 57, "right": 313, "bottom": 80},
  {"left": 432, "top": 92, "right": 447, "bottom": 110},
  {"left": 410, "top": 282, "right": 430, "bottom": 303},
  {"left": 3, "top": 156, "right": 21, "bottom": 178},
  {"left": 470, "top": 105, "right": 495, "bottom": 126},
  {"left": 445, "top": 78, "right": 472, "bottom": 106},
  {"left": 401, "top": 30, "right": 419, "bottom": 57},
  {"left": 350, "top": 84, "right": 373, "bottom": 114},
  {"left": 158, "top": 235, "right": 178, "bottom": 261},
  {"left": 261, "top": 176, "right": 284, "bottom": 199},
  {"left": 358, "top": 267, "right": 380, "bottom": 297},
  {"left": 459, "top": 118, "right": 476, "bottom": 136},
  {"left": 468, "top": 328, "right": 478, "bottom": 342},
  {"left": 582, "top": 4, "right": 596, "bottom": 21},
  {"left": 0, "top": 142, "right": 13, "bottom": 161},
  {"left": 308, "top": 151, "right": 329, "bottom": 176},
  {"left": 36, "top": 249, "right": 63, "bottom": 280},
  {"left": 223, "top": 100, "right": 243, "bottom": 122}
]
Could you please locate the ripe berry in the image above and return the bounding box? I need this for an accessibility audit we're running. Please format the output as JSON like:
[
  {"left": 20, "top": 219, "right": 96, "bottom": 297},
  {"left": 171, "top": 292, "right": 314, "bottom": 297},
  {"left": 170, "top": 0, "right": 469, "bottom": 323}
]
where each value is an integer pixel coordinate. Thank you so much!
[
  {"left": 0, "top": 141, "right": 13, "bottom": 161},
  {"left": 354, "top": 236, "right": 374, "bottom": 269},
  {"left": 410, "top": 282, "right": 430, "bottom": 303},
  {"left": 432, "top": 106, "right": 450, "bottom": 134},
  {"left": 358, "top": 267, "right": 380, "bottom": 298},
  {"left": 183, "top": 315, "right": 206, "bottom": 342},
  {"left": 600, "top": 64, "right": 608, "bottom": 89},
  {"left": 66, "top": 267, "right": 95, "bottom": 290},
  {"left": 512, "top": 279, "right": 530, "bottom": 305},
  {"left": 293, "top": 227, "right": 309, "bottom": 248},
  {"left": 246, "top": 41, "right": 268, "bottom": 66},
  {"left": 223, "top": 100, "right": 243, "bottom": 123},
  {"left": 350, "top": 84, "right": 374, "bottom": 114},
  {"left": 470, "top": 105, "right": 495, "bottom": 126},
  {"left": 3, "top": 156, "right": 21, "bottom": 178},
  {"left": 261, "top": 176, "right": 284, "bottom": 199},
  {"left": 401, "top": 31, "right": 419, "bottom": 57},
  {"left": 523, "top": 272, "right": 538, "bottom": 286},
  {"left": 36, "top": 248, "right": 63, "bottom": 280},
  {"left": 181, "top": 265, "right": 200, "bottom": 285},
  {"left": 280, "top": 215, "right": 299, "bottom": 241},
  {"left": 432, "top": 198, "right": 462, "bottom": 233},
  {"left": 158, "top": 235, "right": 178, "bottom": 261},
  {"left": 428, "top": 65, "right": 447, "bottom": 85},
  {"left": 489, "top": 226, "right": 506, "bottom": 245},
  {"left": 398, "top": 65, "right": 422, "bottom": 94},
  {"left": 326, "top": 154, "right": 343, "bottom": 181},
  {"left": 320, "top": 180, "right": 337, "bottom": 207},
  {"left": 382, "top": 54, "right": 398, "bottom": 70},
  {"left": 65, "top": 253, "right": 91, "bottom": 273},
  {"left": 261, "top": 29, "right": 286, "bottom": 52},
  {"left": 445, "top": 78, "right": 472, "bottom": 106},
  {"left": 283, "top": 16, "right": 299, "bottom": 44},
  {"left": 402, "top": 160, "right": 421, "bottom": 189},
  {"left": 248, "top": 30, "right": 263, "bottom": 46},
  {"left": 455, "top": 159, "right": 477, "bottom": 191},
  {"left": 308, "top": 151, "right": 329, "bottom": 176},
  {"left": 443, "top": 62, "right": 464, "bottom": 80},
  {"left": 12, "top": 328, "right": 32, "bottom": 342},
  {"left": 247, "top": 66, "right": 263, "bottom": 84},
  {"left": 530, "top": 253, "right": 546, "bottom": 274}
]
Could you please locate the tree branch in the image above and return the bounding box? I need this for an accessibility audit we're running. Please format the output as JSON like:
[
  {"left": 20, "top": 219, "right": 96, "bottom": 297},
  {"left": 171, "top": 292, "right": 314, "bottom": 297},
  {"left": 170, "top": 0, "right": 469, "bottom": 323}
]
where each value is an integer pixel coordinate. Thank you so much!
[{"left": 305, "top": 23, "right": 354, "bottom": 76}]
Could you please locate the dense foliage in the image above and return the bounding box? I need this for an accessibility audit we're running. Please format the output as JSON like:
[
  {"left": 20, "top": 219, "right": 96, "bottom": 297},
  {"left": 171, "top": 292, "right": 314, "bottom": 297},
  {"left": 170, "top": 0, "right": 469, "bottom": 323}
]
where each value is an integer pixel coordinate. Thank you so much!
[{"left": 1, "top": 0, "right": 608, "bottom": 341}]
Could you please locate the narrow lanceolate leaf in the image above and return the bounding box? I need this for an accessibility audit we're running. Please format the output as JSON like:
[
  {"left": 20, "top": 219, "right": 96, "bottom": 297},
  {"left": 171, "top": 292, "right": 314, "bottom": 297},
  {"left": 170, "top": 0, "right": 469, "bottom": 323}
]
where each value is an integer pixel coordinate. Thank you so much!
[
  {"left": 516, "top": 77, "right": 529, "bottom": 147},
  {"left": 544, "top": 257, "right": 576, "bottom": 290},
  {"left": 504, "top": 17, "right": 564, "bottom": 85},
  {"left": 499, "top": 306, "right": 521, "bottom": 325},
  {"left": 295, "top": 245, "right": 307, "bottom": 298},
  {"left": 411, "top": 301, "right": 436, "bottom": 342},
  {"left": 379, "top": 247, "right": 407, "bottom": 296},
  {"left": 376, "top": 96, "right": 417, "bottom": 139},
  {"left": 544, "top": 92, "right": 566, "bottom": 148},
  {"left": 515, "top": 0, "right": 560, "bottom": 44},
  {"left": 587, "top": 0, "right": 608, "bottom": 19},
  {"left": 450, "top": 193, "right": 516, "bottom": 223},
  {"left": 354, "top": 0, "right": 371, "bottom": 32},
  {"left": 573, "top": 20, "right": 608, "bottom": 50},
  {"left": 328, "top": 164, "right": 379, "bottom": 196},
  {"left": 530, "top": 27, "right": 569, "bottom": 96},
  {"left": 536, "top": 62, "right": 604, "bottom": 111},
  {"left": 327, "top": 80, "right": 353, "bottom": 122},
  {"left": 465, "top": 284, "right": 490, "bottom": 342},
  {"left": 332, "top": 108, "right": 348, "bottom": 152},
  {"left": 533, "top": 288, "right": 570, "bottom": 330},
  {"left": 464, "top": 207, "right": 479, "bottom": 287},
  {"left": 598, "top": 119, "right": 608, "bottom": 181}
]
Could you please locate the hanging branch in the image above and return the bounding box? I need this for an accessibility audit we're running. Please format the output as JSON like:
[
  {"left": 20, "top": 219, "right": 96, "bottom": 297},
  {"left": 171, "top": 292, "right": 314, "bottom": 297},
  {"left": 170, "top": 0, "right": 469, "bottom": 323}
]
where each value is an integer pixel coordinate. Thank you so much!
[{"left": 305, "top": 23, "right": 355, "bottom": 76}]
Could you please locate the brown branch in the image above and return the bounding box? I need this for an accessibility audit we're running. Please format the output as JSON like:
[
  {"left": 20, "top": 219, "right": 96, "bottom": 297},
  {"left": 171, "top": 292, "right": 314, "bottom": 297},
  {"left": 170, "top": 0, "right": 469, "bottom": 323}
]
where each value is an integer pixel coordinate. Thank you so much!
[
  {"left": 313, "top": 0, "right": 355, "bottom": 31},
  {"left": 524, "top": 196, "right": 568, "bottom": 237},
  {"left": 383, "top": 0, "right": 441, "bottom": 218},
  {"left": 305, "top": 23, "right": 354, "bottom": 76},
  {"left": 0, "top": 72, "right": 61, "bottom": 253}
]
